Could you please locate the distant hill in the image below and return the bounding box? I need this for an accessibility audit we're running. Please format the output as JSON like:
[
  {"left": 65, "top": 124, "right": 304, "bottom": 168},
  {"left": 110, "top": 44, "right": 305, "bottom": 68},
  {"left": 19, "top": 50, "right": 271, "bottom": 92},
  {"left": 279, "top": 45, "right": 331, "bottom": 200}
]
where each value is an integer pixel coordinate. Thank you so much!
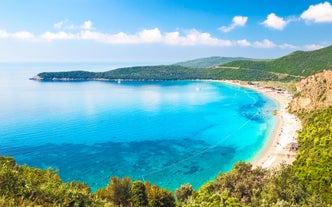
[
  {"left": 32, "top": 45, "right": 332, "bottom": 82},
  {"left": 33, "top": 65, "right": 205, "bottom": 81},
  {"left": 32, "top": 65, "right": 280, "bottom": 82},
  {"left": 174, "top": 56, "right": 253, "bottom": 68},
  {"left": 223, "top": 45, "right": 332, "bottom": 76}
]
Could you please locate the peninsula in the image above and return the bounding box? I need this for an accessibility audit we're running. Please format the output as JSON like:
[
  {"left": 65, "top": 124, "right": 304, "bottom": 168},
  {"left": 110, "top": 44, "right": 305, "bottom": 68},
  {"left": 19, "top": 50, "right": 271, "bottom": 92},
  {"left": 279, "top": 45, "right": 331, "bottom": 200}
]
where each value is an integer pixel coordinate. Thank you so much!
[{"left": 31, "top": 45, "right": 332, "bottom": 82}]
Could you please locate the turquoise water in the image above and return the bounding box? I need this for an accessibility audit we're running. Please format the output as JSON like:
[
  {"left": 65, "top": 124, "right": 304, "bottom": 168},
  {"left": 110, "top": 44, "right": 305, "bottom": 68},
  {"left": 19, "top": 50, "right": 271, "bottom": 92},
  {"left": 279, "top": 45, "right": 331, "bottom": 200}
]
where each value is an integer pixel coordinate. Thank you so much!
[{"left": 0, "top": 63, "right": 278, "bottom": 191}]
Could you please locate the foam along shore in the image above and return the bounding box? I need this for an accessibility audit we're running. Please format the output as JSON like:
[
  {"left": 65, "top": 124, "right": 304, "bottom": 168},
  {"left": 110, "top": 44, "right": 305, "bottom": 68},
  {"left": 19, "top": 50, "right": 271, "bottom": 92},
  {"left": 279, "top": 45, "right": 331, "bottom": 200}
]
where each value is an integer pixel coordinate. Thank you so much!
[{"left": 220, "top": 80, "right": 302, "bottom": 169}]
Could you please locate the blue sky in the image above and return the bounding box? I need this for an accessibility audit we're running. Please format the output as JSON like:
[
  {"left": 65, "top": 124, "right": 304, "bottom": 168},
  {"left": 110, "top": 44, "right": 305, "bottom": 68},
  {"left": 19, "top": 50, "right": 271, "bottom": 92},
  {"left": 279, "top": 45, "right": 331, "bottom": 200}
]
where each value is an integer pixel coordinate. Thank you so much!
[{"left": 0, "top": 0, "right": 332, "bottom": 62}]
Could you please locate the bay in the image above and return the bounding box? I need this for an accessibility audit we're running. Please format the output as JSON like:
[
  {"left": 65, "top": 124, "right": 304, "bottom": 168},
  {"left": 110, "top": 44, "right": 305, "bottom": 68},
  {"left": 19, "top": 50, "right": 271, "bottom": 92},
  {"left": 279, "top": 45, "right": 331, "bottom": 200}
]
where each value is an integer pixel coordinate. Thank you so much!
[{"left": 0, "top": 62, "right": 277, "bottom": 191}]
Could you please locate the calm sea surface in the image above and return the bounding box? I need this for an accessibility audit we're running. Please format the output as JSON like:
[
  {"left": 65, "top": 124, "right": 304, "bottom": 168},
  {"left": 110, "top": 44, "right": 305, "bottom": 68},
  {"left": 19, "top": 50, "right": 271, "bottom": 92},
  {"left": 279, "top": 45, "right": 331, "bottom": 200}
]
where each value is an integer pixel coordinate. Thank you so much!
[{"left": 0, "top": 63, "right": 278, "bottom": 191}]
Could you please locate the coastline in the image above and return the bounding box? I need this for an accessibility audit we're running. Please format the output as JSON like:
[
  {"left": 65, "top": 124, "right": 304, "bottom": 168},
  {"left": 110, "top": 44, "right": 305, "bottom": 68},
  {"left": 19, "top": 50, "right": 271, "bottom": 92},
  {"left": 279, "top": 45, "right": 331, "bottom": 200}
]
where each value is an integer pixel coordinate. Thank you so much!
[{"left": 220, "top": 80, "right": 302, "bottom": 169}]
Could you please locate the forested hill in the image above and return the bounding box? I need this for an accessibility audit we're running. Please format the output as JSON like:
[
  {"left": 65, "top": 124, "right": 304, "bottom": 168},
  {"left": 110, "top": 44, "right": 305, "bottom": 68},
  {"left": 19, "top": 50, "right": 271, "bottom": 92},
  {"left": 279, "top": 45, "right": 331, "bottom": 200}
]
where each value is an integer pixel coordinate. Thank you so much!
[
  {"left": 33, "top": 65, "right": 281, "bottom": 82},
  {"left": 32, "top": 44, "right": 332, "bottom": 82},
  {"left": 223, "top": 45, "right": 332, "bottom": 76},
  {"left": 174, "top": 56, "right": 254, "bottom": 68}
]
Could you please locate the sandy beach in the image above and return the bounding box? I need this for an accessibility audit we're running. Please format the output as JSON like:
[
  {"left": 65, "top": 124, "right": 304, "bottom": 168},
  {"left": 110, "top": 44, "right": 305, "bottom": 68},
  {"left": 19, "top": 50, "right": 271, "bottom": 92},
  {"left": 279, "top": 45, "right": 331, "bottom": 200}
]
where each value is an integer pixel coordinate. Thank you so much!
[{"left": 221, "top": 80, "right": 302, "bottom": 169}]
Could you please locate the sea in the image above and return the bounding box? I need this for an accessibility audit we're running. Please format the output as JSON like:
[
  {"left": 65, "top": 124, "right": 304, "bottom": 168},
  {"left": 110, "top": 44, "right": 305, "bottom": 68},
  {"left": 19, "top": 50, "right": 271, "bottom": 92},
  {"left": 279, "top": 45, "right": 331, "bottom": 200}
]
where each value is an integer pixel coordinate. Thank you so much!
[{"left": 0, "top": 62, "right": 278, "bottom": 191}]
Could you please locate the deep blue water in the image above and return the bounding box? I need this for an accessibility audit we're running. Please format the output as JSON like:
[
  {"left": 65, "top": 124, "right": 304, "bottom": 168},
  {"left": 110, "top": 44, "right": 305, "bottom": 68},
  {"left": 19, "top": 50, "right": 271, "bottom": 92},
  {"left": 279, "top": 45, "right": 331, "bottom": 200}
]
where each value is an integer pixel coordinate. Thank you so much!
[{"left": 0, "top": 63, "right": 278, "bottom": 191}]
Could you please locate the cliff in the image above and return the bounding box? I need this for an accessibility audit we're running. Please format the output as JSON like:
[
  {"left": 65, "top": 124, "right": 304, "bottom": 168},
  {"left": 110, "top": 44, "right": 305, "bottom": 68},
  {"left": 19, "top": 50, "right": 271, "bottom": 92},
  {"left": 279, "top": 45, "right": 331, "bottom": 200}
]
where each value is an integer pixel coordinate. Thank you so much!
[{"left": 289, "top": 70, "right": 332, "bottom": 112}]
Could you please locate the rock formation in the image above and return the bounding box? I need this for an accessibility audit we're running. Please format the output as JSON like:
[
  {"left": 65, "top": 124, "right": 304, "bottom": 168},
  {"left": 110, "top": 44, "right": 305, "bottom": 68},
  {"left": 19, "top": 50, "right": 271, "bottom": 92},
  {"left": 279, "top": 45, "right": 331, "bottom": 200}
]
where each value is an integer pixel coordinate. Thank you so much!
[{"left": 289, "top": 70, "right": 332, "bottom": 112}]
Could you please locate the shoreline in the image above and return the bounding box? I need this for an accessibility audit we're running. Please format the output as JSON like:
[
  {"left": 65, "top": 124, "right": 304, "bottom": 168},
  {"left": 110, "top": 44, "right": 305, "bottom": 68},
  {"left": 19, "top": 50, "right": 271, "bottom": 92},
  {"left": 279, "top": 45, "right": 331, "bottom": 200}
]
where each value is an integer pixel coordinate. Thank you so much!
[{"left": 220, "top": 80, "right": 302, "bottom": 169}]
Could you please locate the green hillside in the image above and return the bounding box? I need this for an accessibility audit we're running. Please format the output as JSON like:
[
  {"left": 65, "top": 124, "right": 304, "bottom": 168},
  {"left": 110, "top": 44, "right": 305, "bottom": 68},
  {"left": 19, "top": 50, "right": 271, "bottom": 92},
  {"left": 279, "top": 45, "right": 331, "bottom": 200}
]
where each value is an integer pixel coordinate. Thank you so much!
[
  {"left": 97, "top": 65, "right": 205, "bottom": 80},
  {"left": 35, "top": 65, "right": 281, "bottom": 81},
  {"left": 223, "top": 45, "right": 332, "bottom": 76},
  {"left": 34, "top": 45, "right": 332, "bottom": 82},
  {"left": 36, "top": 65, "right": 206, "bottom": 81},
  {"left": 174, "top": 56, "right": 253, "bottom": 68}
]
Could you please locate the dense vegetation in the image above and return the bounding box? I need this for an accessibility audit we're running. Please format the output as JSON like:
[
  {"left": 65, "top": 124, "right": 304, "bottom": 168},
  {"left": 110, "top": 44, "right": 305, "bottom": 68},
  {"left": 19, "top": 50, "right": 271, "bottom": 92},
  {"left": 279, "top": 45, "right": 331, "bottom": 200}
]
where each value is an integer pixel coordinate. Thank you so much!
[
  {"left": 36, "top": 65, "right": 289, "bottom": 82},
  {"left": 174, "top": 56, "right": 253, "bottom": 68},
  {"left": 96, "top": 65, "right": 205, "bottom": 80},
  {"left": 1, "top": 107, "right": 331, "bottom": 206},
  {"left": 223, "top": 45, "right": 332, "bottom": 76},
  {"left": 292, "top": 108, "right": 332, "bottom": 204},
  {"left": 0, "top": 157, "right": 93, "bottom": 206},
  {"left": 0, "top": 158, "right": 175, "bottom": 206}
]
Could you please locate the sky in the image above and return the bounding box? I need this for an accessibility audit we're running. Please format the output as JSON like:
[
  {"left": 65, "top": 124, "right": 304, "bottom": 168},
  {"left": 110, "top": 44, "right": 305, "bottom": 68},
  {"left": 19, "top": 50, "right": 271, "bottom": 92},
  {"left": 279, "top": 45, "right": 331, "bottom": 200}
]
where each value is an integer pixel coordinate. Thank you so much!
[{"left": 0, "top": 0, "right": 332, "bottom": 63}]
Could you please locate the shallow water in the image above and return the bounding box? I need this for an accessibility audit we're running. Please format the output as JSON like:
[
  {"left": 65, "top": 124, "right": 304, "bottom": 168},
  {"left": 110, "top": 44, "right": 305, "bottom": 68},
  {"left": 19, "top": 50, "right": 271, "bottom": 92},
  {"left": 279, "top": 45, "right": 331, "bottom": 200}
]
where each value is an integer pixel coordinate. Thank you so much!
[{"left": 0, "top": 63, "right": 277, "bottom": 191}]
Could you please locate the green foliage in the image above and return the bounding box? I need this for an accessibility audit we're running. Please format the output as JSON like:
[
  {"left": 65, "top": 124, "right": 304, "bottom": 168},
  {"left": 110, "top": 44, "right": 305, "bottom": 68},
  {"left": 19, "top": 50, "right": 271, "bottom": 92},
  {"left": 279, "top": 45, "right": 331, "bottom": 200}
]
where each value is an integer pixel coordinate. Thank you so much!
[
  {"left": 292, "top": 108, "right": 332, "bottom": 204},
  {"left": 36, "top": 65, "right": 286, "bottom": 82},
  {"left": 175, "top": 183, "right": 195, "bottom": 202},
  {"left": 0, "top": 157, "right": 93, "bottom": 206},
  {"left": 223, "top": 45, "right": 332, "bottom": 76},
  {"left": 259, "top": 108, "right": 332, "bottom": 206},
  {"left": 214, "top": 162, "right": 268, "bottom": 205},
  {"left": 205, "top": 67, "right": 281, "bottom": 81},
  {"left": 132, "top": 181, "right": 148, "bottom": 207},
  {"left": 37, "top": 65, "right": 206, "bottom": 81},
  {"left": 99, "top": 65, "right": 205, "bottom": 80},
  {"left": 96, "top": 176, "right": 132, "bottom": 206},
  {"left": 0, "top": 158, "right": 176, "bottom": 206},
  {"left": 37, "top": 70, "right": 97, "bottom": 80},
  {"left": 95, "top": 177, "right": 175, "bottom": 207},
  {"left": 174, "top": 56, "right": 254, "bottom": 68},
  {"left": 261, "top": 164, "right": 307, "bottom": 205},
  {"left": 145, "top": 182, "right": 176, "bottom": 207}
]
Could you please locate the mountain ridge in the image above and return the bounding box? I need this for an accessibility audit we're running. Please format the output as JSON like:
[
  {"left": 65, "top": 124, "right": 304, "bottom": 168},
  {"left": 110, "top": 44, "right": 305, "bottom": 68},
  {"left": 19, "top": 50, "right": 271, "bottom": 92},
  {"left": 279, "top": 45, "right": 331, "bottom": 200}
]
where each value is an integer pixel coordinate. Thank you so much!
[
  {"left": 222, "top": 45, "right": 332, "bottom": 76},
  {"left": 174, "top": 56, "right": 255, "bottom": 68}
]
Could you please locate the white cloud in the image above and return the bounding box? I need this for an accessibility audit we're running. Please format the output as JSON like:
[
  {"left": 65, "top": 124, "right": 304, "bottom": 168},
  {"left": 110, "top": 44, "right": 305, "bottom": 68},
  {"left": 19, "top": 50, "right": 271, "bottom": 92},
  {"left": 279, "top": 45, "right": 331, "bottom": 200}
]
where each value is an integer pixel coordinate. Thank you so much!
[
  {"left": 11, "top": 31, "right": 35, "bottom": 40},
  {"left": 301, "top": 2, "right": 332, "bottom": 23},
  {"left": 0, "top": 21, "right": 306, "bottom": 51},
  {"left": 236, "top": 39, "right": 251, "bottom": 46},
  {"left": 235, "top": 39, "right": 298, "bottom": 49},
  {"left": 262, "top": 13, "right": 288, "bottom": 30},
  {"left": 54, "top": 21, "right": 64, "bottom": 29},
  {"left": 253, "top": 39, "right": 276, "bottom": 48},
  {"left": 80, "top": 28, "right": 162, "bottom": 44},
  {"left": 164, "top": 32, "right": 182, "bottom": 45},
  {"left": 53, "top": 20, "right": 75, "bottom": 30},
  {"left": 219, "top": 16, "right": 248, "bottom": 32},
  {"left": 41, "top": 31, "right": 77, "bottom": 41},
  {"left": 107, "top": 32, "right": 132, "bottom": 44},
  {"left": 57, "top": 28, "right": 232, "bottom": 46},
  {"left": 279, "top": 43, "right": 298, "bottom": 49},
  {"left": 138, "top": 28, "right": 163, "bottom": 43},
  {"left": 81, "top": 20, "right": 93, "bottom": 30},
  {"left": 304, "top": 44, "right": 324, "bottom": 50},
  {"left": 80, "top": 30, "right": 106, "bottom": 42},
  {"left": 177, "top": 29, "right": 232, "bottom": 46},
  {"left": 54, "top": 20, "right": 93, "bottom": 30},
  {"left": 0, "top": 30, "right": 9, "bottom": 38},
  {"left": 233, "top": 16, "right": 248, "bottom": 26}
]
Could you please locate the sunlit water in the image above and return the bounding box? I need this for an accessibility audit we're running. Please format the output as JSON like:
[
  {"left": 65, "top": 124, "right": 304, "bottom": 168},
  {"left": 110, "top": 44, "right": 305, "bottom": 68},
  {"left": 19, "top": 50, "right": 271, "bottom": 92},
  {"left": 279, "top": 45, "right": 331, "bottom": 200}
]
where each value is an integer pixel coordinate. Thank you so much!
[{"left": 0, "top": 63, "right": 278, "bottom": 191}]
